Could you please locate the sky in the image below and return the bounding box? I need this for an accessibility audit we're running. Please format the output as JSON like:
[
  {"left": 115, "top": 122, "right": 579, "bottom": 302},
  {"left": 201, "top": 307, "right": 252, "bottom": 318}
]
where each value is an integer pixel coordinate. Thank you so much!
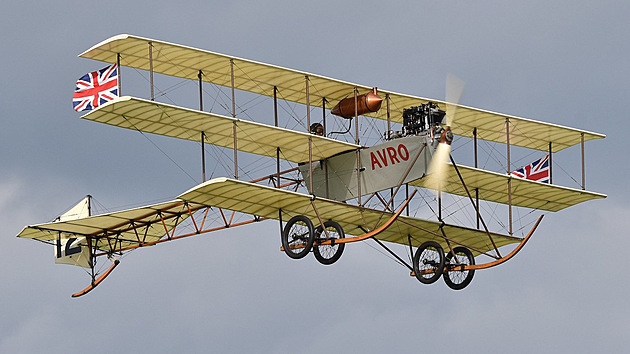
[{"left": 1, "top": 0, "right": 629, "bottom": 353}]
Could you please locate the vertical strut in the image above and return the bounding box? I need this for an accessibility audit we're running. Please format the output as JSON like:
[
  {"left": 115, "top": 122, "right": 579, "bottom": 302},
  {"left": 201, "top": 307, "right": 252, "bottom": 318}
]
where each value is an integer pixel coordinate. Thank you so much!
[
  {"left": 199, "top": 70, "right": 205, "bottom": 182},
  {"left": 148, "top": 42, "right": 154, "bottom": 101},
  {"left": 549, "top": 141, "right": 553, "bottom": 184},
  {"left": 198, "top": 70, "right": 203, "bottom": 111},
  {"left": 201, "top": 132, "right": 206, "bottom": 182},
  {"left": 278, "top": 209, "right": 283, "bottom": 242},
  {"left": 405, "top": 184, "right": 410, "bottom": 217},
  {"left": 306, "top": 76, "right": 313, "bottom": 194},
  {"left": 274, "top": 86, "right": 280, "bottom": 188},
  {"left": 354, "top": 87, "right": 361, "bottom": 205},
  {"left": 230, "top": 59, "right": 238, "bottom": 179},
  {"left": 581, "top": 133, "right": 585, "bottom": 190},
  {"left": 506, "top": 118, "right": 513, "bottom": 235},
  {"left": 323, "top": 97, "right": 329, "bottom": 198},
  {"left": 386, "top": 93, "right": 391, "bottom": 139},
  {"left": 116, "top": 53, "right": 121, "bottom": 96},
  {"left": 474, "top": 127, "right": 479, "bottom": 229},
  {"left": 322, "top": 97, "right": 327, "bottom": 136}
]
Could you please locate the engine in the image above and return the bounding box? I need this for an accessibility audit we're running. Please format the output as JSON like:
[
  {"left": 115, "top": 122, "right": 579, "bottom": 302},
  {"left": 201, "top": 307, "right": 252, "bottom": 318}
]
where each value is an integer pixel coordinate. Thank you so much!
[{"left": 386, "top": 102, "right": 446, "bottom": 140}]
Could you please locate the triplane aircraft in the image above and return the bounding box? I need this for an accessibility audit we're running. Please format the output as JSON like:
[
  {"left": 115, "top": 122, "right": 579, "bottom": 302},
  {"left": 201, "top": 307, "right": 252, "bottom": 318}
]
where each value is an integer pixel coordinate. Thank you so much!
[{"left": 17, "top": 34, "right": 606, "bottom": 297}]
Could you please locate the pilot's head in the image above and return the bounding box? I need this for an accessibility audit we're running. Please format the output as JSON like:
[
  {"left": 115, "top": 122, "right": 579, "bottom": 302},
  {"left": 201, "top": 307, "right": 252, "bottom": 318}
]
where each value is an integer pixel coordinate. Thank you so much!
[{"left": 310, "top": 122, "right": 324, "bottom": 136}]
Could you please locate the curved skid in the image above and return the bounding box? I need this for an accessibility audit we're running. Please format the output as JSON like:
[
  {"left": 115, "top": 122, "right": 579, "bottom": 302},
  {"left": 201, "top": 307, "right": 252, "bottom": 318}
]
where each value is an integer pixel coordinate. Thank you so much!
[
  {"left": 71, "top": 260, "right": 120, "bottom": 298},
  {"left": 321, "top": 190, "right": 416, "bottom": 244},
  {"left": 413, "top": 215, "right": 544, "bottom": 277},
  {"left": 467, "top": 215, "right": 543, "bottom": 271}
]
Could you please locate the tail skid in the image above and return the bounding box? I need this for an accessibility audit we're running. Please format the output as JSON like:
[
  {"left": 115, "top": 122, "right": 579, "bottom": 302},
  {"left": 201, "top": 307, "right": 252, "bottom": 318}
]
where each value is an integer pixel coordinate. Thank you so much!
[{"left": 71, "top": 259, "right": 120, "bottom": 298}]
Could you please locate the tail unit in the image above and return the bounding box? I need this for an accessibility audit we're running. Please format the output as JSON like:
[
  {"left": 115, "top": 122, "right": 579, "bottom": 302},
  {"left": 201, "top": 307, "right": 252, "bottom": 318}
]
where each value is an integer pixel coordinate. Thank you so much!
[{"left": 54, "top": 196, "right": 92, "bottom": 268}]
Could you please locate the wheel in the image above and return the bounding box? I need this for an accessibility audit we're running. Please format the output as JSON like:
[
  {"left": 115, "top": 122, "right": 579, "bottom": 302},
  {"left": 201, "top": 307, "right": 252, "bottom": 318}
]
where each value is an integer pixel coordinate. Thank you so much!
[
  {"left": 443, "top": 246, "right": 475, "bottom": 290},
  {"left": 282, "top": 215, "right": 314, "bottom": 259},
  {"left": 313, "top": 221, "right": 345, "bottom": 265},
  {"left": 413, "top": 241, "right": 445, "bottom": 284}
]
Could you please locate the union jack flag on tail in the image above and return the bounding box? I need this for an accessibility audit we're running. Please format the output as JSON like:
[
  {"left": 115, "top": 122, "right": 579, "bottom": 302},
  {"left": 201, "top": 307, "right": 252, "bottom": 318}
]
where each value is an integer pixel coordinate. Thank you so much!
[
  {"left": 72, "top": 63, "right": 118, "bottom": 112},
  {"left": 511, "top": 155, "right": 550, "bottom": 183}
]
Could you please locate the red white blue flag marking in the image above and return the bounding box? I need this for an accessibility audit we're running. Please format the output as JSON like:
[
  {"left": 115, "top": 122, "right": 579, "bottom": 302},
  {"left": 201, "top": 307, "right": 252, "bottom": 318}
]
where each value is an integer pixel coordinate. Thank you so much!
[
  {"left": 511, "top": 155, "right": 550, "bottom": 183},
  {"left": 72, "top": 63, "right": 118, "bottom": 112}
]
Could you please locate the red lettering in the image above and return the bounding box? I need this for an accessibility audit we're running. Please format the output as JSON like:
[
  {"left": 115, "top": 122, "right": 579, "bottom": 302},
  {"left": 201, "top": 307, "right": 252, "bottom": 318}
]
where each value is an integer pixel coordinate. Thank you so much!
[
  {"left": 371, "top": 145, "right": 409, "bottom": 170},
  {"left": 376, "top": 150, "right": 389, "bottom": 167},
  {"left": 387, "top": 147, "right": 400, "bottom": 164},
  {"left": 398, "top": 144, "right": 409, "bottom": 161},
  {"left": 370, "top": 152, "right": 382, "bottom": 170}
]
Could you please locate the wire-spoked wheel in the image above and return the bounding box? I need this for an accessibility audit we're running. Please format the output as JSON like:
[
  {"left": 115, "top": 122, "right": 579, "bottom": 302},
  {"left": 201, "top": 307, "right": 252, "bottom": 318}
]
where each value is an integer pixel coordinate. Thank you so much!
[
  {"left": 443, "top": 246, "right": 475, "bottom": 290},
  {"left": 281, "top": 215, "right": 314, "bottom": 259},
  {"left": 413, "top": 241, "right": 445, "bottom": 284},
  {"left": 313, "top": 221, "right": 345, "bottom": 265}
]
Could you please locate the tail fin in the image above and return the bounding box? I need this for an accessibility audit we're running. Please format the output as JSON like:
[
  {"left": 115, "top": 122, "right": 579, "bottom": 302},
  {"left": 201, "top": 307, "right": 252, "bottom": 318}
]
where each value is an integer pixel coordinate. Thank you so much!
[{"left": 54, "top": 196, "right": 92, "bottom": 268}]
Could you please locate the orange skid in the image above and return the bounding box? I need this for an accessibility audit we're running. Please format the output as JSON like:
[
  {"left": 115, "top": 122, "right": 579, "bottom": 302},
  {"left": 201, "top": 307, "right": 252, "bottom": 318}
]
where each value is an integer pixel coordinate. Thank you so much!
[
  {"left": 411, "top": 215, "right": 544, "bottom": 277},
  {"left": 72, "top": 260, "right": 120, "bottom": 298}
]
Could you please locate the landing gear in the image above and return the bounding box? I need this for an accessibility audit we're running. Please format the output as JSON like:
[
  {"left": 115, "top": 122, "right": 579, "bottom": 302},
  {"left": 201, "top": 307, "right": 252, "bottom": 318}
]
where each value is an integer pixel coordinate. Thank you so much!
[
  {"left": 443, "top": 246, "right": 475, "bottom": 290},
  {"left": 413, "top": 241, "right": 445, "bottom": 284},
  {"left": 313, "top": 221, "right": 345, "bottom": 265},
  {"left": 282, "top": 215, "right": 314, "bottom": 259}
]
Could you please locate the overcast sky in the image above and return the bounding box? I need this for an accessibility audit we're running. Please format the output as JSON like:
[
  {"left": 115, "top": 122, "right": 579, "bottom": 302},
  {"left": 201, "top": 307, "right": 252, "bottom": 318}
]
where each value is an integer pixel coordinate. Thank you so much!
[{"left": 1, "top": 1, "right": 628, "bottom": 353}]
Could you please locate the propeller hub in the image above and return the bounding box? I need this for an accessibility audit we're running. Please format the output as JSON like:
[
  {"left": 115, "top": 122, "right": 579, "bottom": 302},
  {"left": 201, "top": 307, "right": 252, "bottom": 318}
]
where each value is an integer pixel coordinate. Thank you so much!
[{"left": 439, "top": 127, "right": 453, "bottom": 145}]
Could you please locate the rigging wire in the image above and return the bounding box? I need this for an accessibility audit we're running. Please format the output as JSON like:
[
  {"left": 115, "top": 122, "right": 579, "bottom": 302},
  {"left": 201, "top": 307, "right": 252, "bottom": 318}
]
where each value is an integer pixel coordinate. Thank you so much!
[
  {"left": 118, "top": 52, "right": 547, "bottom": 243},
  {"left": 121, "top": 115, "right": 198, "bottom": 184}
]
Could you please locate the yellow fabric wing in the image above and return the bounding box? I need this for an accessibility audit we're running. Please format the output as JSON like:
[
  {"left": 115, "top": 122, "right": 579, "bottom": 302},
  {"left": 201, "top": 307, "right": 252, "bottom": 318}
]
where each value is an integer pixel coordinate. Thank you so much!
[
  {"left": 178, "top": 177, "right": 521, "bottom": 255},
  {"left": 82, "top": 96, "right": 359, "bottom": 163},
  {"left": 80, "top": 34, "right": 605, "bottom": 152},
  {"left": 410, "top": 163, "right": 606, "bottom": 212}
]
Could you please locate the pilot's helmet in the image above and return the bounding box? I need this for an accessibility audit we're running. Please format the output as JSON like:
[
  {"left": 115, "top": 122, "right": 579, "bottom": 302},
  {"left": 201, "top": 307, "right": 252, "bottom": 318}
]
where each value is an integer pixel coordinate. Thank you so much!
[{"left": 310, "top": 122, "right": 324, "bottom": 136}]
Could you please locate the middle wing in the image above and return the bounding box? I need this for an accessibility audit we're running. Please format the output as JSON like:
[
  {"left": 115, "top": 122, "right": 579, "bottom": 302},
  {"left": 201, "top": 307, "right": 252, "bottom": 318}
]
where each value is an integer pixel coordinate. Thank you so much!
[
  {"left": 80, "top": 97, "right": 606, "bottom": 212},
  {"left": 410, "top": 163, "right": 606, "bottom": 212},
  {"left": 81, "top": 96, "right": 359, "bottom": 163}
]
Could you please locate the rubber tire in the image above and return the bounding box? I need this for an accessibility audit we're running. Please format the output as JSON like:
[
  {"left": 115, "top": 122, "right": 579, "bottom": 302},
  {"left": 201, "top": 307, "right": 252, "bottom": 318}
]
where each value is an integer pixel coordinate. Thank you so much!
[
  {"left": 413, "top": 241, "right": 445, "bottom": 284},
  {"left": 313, "top": 221, "right": 345, "bottom": 265},
  {"left": 282, "top": 215, "right": 314, "bottom": 259},
  {"left": 443, "top": 246, "right": 475, "bottom": 290}
]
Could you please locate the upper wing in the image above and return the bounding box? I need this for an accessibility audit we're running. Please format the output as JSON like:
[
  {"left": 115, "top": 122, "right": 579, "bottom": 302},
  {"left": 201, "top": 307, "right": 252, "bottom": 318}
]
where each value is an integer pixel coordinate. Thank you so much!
[
  {"left": 410, "top": 163, "right": 606, "bottom": 212},
  {"left": 82, "top": 96, "right": 359, "bottom": 163},
  {"left": 79, "top": 34, "right": 605, "bottom": 152},
  {"left": 178, "top": 177, "right": 521, "bottom": 255}
]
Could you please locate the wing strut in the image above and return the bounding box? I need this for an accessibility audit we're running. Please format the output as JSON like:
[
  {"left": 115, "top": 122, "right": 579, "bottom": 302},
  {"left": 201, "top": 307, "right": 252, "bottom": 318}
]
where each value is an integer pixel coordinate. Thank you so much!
[{"left": 448, "top": 154, "right": 501, "bottom": 258}]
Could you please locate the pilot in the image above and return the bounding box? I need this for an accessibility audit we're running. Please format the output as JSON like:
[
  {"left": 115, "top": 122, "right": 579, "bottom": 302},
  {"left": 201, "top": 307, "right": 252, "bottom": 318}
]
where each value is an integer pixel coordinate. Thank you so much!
[{"left": 310, "top": 122, "right": 324, "bottom": 136}]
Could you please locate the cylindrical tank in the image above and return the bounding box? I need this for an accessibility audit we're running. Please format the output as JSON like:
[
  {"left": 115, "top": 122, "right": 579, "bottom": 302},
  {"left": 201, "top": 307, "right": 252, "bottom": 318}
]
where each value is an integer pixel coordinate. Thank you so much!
[{"left": 331, "top": 88, "right": 383, "bottom": 119}]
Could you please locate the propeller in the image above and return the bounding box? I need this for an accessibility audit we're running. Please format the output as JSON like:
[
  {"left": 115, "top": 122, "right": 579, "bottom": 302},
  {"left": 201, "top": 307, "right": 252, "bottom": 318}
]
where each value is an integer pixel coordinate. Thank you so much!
[{"left": 425, "top": 73, "right": 465, "bottom": 194}]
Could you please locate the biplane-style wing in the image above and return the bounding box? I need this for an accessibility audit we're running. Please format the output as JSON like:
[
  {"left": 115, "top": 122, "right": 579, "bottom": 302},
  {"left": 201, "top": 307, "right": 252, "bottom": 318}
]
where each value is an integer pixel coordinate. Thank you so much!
[
  {"left": 178, "top": 177, "right": 521, "bottom": 255},
  {"left": 17, "top": 200, "right": 205, "bottom": 252},
  {"left": 80, "top": 96, "right": 606, "bottom": 211},
  {"left": 82, "top": 96, "right": 359, "bottom": 163},
  {"left": 79, "top": 34, "right": 605, "bottom": 152},
  {"left": 411, "top": 163, "right": 606, "bottom": 212}
]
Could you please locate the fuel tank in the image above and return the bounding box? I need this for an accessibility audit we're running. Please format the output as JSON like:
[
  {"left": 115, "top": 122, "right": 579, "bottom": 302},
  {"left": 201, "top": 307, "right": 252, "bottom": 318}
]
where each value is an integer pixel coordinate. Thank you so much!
[{"left": 331, "top": 88, "right": 383, "bottom": 118}]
